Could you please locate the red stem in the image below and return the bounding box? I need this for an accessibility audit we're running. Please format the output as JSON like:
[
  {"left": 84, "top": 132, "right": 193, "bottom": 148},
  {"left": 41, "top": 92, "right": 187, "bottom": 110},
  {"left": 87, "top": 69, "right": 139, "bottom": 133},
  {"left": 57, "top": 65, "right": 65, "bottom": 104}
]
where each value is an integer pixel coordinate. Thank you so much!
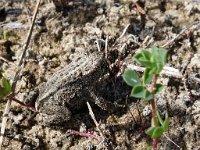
[
  {"left": 153, "top": 139, "right": 158, "bottom": 150},
  {"left": 67, "top": 129, "right": 98, "bottom": 140},
  {"left": 10, "top": 96, "right": 37, "bottom": 112},
  {"left": 151, "top": 75, "right": 158, "bottom": 150}
]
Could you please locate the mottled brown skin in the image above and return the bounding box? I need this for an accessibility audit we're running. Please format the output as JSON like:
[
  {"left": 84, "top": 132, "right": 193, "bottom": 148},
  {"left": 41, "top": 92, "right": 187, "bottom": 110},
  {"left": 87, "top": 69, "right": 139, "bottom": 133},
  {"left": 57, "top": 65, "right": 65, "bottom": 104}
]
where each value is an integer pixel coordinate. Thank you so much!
[
  {"left": 52, "top": 0, "right": 95, "bottom": 11},
  {"left": 36, "top": 51, "right": 110, "bottom": 127}
]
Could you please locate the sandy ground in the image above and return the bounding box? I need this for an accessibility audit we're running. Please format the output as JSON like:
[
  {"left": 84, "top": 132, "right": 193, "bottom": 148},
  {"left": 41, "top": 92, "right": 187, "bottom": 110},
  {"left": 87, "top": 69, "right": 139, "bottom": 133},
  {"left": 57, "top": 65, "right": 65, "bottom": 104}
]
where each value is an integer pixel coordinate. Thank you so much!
[{"left": 0, "top": 0, "right": 200, "bottom": 149}]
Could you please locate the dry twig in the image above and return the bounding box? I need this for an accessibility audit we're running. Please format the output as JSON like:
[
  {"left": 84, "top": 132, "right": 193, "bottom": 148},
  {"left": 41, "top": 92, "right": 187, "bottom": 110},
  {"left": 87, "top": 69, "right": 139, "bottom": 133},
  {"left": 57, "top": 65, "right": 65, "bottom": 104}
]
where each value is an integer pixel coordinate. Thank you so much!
[
  {"left": 0, "top": 57, "right": 13, "bottom": 65},
  {"left": 118, "top": 24, "right": 130, "bottom": 39},
  {"left": 163, "top": 134, "right": 182, "bottom": 149},
  {"left": 86, "top": 102, "right": 105, "bottom": 140},
  {"left": 126, "top": 64, "right": 183, "bottom": 79},
  {"left": 105, "top": 35, "right": 108, "bottom": 59},
  {"left": 161, "top": 20, "right": 200, "bottom": 48},
  {"left": 126, "top": 64, "right": 200, "bottom": 84},
  {"left": 0, "top": 0, "right": 41, "bottom": 148}
]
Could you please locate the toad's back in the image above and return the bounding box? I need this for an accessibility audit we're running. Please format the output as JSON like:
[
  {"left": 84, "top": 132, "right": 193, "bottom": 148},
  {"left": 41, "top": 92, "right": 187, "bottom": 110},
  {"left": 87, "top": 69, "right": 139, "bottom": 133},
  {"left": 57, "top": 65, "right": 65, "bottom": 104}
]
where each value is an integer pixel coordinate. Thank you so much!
[{"left": 36, "top": 51, "right": 107, "bottom": 109}]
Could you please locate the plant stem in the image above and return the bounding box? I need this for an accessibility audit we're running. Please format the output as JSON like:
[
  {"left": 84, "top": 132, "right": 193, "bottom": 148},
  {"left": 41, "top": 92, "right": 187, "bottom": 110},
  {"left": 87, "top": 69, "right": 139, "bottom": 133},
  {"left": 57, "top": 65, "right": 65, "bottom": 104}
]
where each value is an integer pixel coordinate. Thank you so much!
[
  {"left": 151, "top": 75, "right": 158, "bottom": 150},
  {"left": 9, "top": 96, "right": 37, "bottom": 112},
  {"left": 152, "top": 139, "right": 158, "bottom": 150},
  {"left": 66, "top": 129, "right": 98, "bottom": 140}
]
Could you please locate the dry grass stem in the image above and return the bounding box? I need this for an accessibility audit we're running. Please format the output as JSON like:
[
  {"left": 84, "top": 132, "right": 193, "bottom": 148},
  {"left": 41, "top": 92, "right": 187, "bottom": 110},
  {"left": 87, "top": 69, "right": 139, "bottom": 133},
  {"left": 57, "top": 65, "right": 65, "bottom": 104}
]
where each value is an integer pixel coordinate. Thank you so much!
[
  {"left": 161, "top": 20, "right": 200, "bottom": 48},
  {"left": 0, "top": 0, "right": 41, "bottom": 148},
  {"left": 126, "top": 64, "right": 200, "bottom": 84},
  {"left": 86, "top": 102, "right": 105, "bottom": 140},
  {"left": 164, "top": 134, "right": 181, "bottom": 149}
]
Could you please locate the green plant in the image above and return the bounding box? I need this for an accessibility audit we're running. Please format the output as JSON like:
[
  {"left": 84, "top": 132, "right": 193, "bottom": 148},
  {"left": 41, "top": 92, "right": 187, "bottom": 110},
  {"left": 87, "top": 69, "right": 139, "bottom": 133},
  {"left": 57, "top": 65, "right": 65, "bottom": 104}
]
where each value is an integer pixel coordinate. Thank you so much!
[
  {"left": 2, "top": 31, "right": 20, "bottom": 41},
  {"left": 0, "top": 68, "right": 36, "bottom": 111},
  {"left": 123, "top": 45, "right": 169, "bottom": 150},
  {"left": 0, "top": 69, "right": 12, "bottom": 98}
]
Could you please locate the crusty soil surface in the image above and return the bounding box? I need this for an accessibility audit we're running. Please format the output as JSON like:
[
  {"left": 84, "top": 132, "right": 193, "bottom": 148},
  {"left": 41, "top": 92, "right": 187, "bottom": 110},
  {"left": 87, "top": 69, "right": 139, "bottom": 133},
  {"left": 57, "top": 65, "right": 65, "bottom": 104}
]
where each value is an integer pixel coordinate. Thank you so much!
[{"left": 0, "top": 0, "right": 200, "bottom": 149}]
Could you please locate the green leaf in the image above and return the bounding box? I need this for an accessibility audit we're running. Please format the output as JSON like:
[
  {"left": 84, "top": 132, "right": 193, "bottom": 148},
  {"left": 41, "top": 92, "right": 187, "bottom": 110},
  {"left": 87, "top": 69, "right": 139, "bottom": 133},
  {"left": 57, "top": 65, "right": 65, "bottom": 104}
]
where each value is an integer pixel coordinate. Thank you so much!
[
  {"left": 144, "top": 90, "right": 153, "bottom": 101},
  {"left": 149, "top": 66, "right": 157, "bottom": 74},
  {"left": 151, "top": 45, "right": 159, "bottom": 59},
  {"left": 162, "top": 113, "right": 169, "bottom": 131},
  {"left": 150, "top": 54, "right": 157, "bottom": 63},
  {"left": 134, "top": 52, "right": 153, "bottom": 68},
  {"left": 131, "top": 85, "right": 146, "bottom": 98},
  {"left": 2, "top": 77, "right": 12, "bottom": 93},
  {"left": 149, "top": 63, "right": 163, "bottom": 75},
  {"left": 152, "top": 127, "right": 164, "bottom": 139},
  {"left": 131, "top": 85, "right": 153, "bottom": 100},
  {"left": 146, "top": 146, "right": 152, "bottom": 150},
  {"left": 134, "top": 53, "right": 143, "bottom": 63},
  {"left": 0, "top": 88, "right": 4, "bottom": 98},
  {"left": 138, "top": 58, "right": 153, "bottom": 68},
  {"left": 155, "top": 84, "right": 164, "bottom": 93},
  {"left": 157, "top": 48, "right": 167, "bottom": 65},
  {"left": 134, "top": 47, "right": 167, "bottom": 72},
  {"left": 141, "top": 49, "right": 151, "bottom": 61},
  {"left": 156, "top": 111, "right": 163, "bottom": 125},
  {"left": 156, "top": 63, "right": 164, "bottom": 74},
  {"left": 3, "top": 31, "right": 7, "bottom": 40},
  {"left": 123, "top": 69, "right": 141, "bottom": 87},
  {"left": 150, "top": 45, "right": 167, "bottom": 74},
  {"left": 0, "top": 87, "right": 8, "bottom": 98},
  {"left": 144, "top": 68, "right": 153, "bottom": 84},
  {"left": 146, "top": 126, "right": 155, "bottom": 136},
  {"left": 0, "top": 77, "right": 12, "bottom": 98}
]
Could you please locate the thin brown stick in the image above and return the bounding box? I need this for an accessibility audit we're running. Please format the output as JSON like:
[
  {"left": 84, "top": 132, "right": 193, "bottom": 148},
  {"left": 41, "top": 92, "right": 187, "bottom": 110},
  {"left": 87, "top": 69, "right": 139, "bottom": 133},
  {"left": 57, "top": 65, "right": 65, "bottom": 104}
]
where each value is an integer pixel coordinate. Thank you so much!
[
  {"left": 86, "top": 102, "right": 104, "bottom": 140},
  {"left": 0, "top": 0, "right": 41, "bottom": 148},
  {"left": 163, "top": 134, "right": 181, "bottom": 149},
  {"left": 126, "top": 64, "right": 200, "bottom": 84},
  {"left": 161, "top": 20, "right": 200, "bottom": 48},
  {"left": 0, "top": 57, "right": 13, "bottom": 65},
  {"left": 118, "top": 24, "right": 130, "bottom": 39},
  {"left": 87, "top": 102, "right": 115, "bottom": 150},
  {"left": 105, "top": 35, "right": 108, "bottom": 59},
  {"left": 126, "top": 64, "right": 183, "bottom": 79}
]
